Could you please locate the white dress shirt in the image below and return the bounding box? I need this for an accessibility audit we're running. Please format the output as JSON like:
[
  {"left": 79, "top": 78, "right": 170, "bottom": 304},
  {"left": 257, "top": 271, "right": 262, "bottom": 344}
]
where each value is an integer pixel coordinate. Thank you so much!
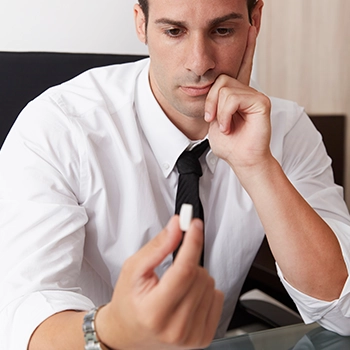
[{"left": 0, "top": 58, "right": 350, "bottom": 349}]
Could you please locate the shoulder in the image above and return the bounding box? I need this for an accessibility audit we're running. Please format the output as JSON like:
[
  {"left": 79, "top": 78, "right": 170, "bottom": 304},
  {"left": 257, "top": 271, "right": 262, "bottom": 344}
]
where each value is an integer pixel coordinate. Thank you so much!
[
  {"left": 270, "top": 96, "right": 305, "bottom": 126},
  {"left": 250, "top": 80, "right": 306, "bottom": 132},
  {"left": 36, "top": 58, "right": 150, "bottom": 117},
  {"left": 268, "top": 96, "right": 317, "bottom": 140},
  {"left": 266, "top": 96, "right": 323, "bottom": 168}
]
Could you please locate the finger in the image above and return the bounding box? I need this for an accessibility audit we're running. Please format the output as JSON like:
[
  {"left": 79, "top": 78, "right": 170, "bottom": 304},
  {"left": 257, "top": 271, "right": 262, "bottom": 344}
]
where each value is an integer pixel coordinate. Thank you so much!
[
  {"left": 236, "top": 25, "right": 257, "bottom": 86},
  {"left": 204, "top": 85, "right": 219, "bottom": 124},
  {"left": 158, "top": 268, "right": 213, "bottom": 344},
  {"left": 128, "top": 215, "right": 182, "bottom": 278},
  {"left": 182, "top": 275, "right": 216, "bottom": 344},
  {"left": 204, "top": 75, "right": 230, "bottom": 123},
  {"left": 215, "top": 86, "right": 241, "bottom": 135},
  {"left": 173, "top": 283, "right": 224, "bottom": 349},
  {"left": 151, "top": 219, "right": 204, "bottom": 307},
  {"left": 201, "top": 289, "right": 224, "bottom": 346}
]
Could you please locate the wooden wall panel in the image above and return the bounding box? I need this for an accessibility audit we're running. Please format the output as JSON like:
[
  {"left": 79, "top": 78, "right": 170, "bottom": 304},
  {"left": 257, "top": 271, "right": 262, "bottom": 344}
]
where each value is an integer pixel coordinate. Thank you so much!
[{"left": 256, "top": 0, "right": 350, "bottom": 204}]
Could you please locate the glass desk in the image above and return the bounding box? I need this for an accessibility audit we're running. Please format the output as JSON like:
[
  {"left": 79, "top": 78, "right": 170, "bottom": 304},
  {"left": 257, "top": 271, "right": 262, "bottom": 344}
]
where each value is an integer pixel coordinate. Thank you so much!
[{"left": 207, "top": 323, "right": 350, "bottom": 349}]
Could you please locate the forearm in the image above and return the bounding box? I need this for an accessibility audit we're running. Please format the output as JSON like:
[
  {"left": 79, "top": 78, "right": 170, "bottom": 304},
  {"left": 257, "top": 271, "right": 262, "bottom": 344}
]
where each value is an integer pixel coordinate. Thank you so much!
[
  {"left": 236, "top": 156, "right": 348, "bottom": 301},
  {"left": 28, "top": 311, "right": 86, "bottom": 350}
]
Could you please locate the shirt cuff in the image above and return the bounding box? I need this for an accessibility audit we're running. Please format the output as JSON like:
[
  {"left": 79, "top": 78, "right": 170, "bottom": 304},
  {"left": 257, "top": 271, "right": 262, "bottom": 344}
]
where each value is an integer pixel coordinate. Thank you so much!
[
  {"left": 276, "top": 218, "right": 350, "bottom": 335},
  {"left": 0, "top": 291, "right": 95, "bottom": 350}
]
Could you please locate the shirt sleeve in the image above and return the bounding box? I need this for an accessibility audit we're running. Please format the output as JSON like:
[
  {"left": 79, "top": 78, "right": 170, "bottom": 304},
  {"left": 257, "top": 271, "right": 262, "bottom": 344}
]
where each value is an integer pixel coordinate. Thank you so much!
[
  {"left": 270, "top": 102, "right": 350, "bottom": 336},
  {"left": 0, "top": 97, "right": 94, "bottom": 349}
]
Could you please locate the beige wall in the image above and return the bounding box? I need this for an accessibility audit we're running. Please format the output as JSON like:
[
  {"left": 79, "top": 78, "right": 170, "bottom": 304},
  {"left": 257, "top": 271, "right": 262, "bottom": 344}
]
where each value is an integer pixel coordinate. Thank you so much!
[{"left": 256, "top": 0, "right": 350, "bottom": 205}]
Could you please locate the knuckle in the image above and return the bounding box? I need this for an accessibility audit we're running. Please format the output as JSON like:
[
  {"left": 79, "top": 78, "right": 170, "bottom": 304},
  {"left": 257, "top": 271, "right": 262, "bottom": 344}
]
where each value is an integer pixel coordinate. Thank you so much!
[
  {"left": 121, "top": 256, "right": 134, "bottom": 274},
  {"left": 155, "top": 322, "right": 188, "bottom": 346},
  {"left": 218, "top": 86, "right": 230, "bottom": 99},
  {"left": 216, "top": 74, "right": 229, "bottom": 85},
  {"left": 203, "top": 272, "right": 216, "bottom": 292},
  {"left": 257, "top": 91, "right": 271, "bottom": 105},
  {"left": 197, "top": 266, "right": 209, "bottom": 279},
  {"left": 206, "top": 274, "right": 215, "bottom": 289},
  {"left": 140, "top": 310, "right": 164, "bottom": 334}
]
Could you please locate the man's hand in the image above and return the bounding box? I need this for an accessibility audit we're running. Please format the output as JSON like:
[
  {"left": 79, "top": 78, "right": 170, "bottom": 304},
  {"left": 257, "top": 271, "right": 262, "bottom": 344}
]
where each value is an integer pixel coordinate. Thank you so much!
[
  {"left": 97, "top": 216, "right": 224, "bottom": 350},
  {"left": 205, "top": 26, "right": 272, "bottom": 174}
]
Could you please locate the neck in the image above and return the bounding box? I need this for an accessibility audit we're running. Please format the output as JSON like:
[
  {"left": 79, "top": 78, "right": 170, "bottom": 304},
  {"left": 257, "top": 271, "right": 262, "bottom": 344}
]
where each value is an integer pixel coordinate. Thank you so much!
[{"left": 154, "top": 92, "right": 209, "bottom": 140}]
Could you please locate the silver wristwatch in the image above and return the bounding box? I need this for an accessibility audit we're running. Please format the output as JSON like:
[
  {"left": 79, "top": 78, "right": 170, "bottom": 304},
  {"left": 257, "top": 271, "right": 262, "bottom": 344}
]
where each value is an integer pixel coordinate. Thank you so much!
[{"left": 83, "top": 306, "right": 110, "bottom": 350}]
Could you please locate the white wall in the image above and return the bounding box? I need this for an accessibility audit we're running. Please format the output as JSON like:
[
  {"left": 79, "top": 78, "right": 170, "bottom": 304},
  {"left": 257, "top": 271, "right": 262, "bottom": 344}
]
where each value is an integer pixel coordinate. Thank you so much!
[{"left": 0, "top": 0, "right": 148, "bottom": 55}]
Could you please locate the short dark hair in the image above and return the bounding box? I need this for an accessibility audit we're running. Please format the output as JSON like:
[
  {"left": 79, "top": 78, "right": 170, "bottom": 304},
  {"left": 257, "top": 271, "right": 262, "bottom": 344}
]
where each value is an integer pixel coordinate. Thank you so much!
[{"left": 138, "top": 0, "right": 258, "bottom": 26}]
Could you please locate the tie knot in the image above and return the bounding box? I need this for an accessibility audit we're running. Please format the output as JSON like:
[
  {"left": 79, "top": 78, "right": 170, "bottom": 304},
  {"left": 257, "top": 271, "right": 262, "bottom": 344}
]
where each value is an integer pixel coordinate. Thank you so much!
[
  {"left": 176, "top": 139, "right": 209, "bottom": 176},
  {"left": 177, "top": 151, "right": 202, "bottom": 175}
]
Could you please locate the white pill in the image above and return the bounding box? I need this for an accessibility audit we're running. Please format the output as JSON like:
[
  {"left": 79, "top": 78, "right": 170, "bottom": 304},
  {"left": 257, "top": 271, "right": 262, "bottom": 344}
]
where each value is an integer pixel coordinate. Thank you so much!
[{"left": 179, "top": 203, "right": 193, "bottom": 231}]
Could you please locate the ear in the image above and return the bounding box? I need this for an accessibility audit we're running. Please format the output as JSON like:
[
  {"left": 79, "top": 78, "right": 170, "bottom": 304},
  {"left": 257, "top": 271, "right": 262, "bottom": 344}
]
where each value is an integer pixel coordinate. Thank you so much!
[
  {"left": 251, "top": 0, "right": 264, "bottom": 35},
  {"left": 134, "top": 4, "right": 147, "bottom": 44}
]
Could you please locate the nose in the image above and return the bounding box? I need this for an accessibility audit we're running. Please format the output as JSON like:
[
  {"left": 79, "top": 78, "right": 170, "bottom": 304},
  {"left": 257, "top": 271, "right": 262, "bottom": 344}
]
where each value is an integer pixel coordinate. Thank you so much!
[{"left": 184, "top": 33, "right": 215, "bottom": 77}]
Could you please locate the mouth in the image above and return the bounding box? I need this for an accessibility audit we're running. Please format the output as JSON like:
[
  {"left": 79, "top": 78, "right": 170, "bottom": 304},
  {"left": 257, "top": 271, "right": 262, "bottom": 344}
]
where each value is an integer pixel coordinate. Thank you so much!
[{"left": 180, "top": 84, "right": 213, "bottom": 97}]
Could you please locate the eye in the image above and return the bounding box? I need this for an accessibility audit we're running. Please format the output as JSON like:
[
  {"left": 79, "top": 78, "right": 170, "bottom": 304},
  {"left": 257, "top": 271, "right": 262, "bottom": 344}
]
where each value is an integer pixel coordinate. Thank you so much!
[
  {"left": 214, "top": 27, "right": 234, "bottom": 36},
  {"left": 165, "top": 28, "right": 184, "bottom": 37}
]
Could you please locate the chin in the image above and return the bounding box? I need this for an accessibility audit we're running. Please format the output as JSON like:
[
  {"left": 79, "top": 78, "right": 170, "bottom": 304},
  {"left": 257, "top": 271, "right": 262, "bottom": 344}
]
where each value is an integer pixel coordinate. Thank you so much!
[
  {"left": 181, "top": 108, "right": 205, "bottom": 120},
  {"left": 175, "top": 102, "right": 206, "bottom": 120}
]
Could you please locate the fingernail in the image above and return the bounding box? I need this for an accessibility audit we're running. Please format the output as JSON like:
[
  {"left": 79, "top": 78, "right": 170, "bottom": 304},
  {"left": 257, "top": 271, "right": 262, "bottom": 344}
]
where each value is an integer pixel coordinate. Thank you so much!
[{"left": 204, "top": 112, "right": 211, "bottom": 122}]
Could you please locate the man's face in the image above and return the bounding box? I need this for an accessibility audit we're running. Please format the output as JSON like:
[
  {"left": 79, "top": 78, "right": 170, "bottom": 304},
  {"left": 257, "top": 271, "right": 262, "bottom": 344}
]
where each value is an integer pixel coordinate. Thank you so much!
[{"left": 136, "top": 0, "right": 257, "bottom": 124}]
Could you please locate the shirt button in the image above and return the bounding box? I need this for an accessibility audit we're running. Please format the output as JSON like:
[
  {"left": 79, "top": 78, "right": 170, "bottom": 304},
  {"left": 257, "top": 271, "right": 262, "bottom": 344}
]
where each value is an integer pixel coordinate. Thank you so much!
[{"left": 163, "top": 163, "right": 170, "bottom": 170}]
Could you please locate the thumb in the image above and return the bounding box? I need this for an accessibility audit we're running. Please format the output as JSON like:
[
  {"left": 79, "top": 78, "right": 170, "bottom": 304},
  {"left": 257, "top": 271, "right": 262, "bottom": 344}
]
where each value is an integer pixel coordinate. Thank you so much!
[{"left": 133, "top": 216, "right": 182, "bottom": 277}]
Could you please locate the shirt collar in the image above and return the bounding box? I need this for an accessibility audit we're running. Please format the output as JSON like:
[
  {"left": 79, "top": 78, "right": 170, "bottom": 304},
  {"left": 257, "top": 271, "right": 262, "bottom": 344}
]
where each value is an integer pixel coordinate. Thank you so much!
[{"left": 135, "top": 60, "right": 218, "bottom": 177}]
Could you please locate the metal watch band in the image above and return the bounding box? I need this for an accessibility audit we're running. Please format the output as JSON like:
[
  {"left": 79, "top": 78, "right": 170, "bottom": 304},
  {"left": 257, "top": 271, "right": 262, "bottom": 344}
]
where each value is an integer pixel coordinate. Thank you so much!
[{"left": 83, "top": 306, "right": 110, "bottom": 350}]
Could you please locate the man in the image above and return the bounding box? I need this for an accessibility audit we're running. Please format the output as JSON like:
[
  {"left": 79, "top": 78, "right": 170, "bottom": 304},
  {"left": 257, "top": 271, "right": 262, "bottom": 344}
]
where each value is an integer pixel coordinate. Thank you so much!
[{"left": 1, "top": 0, "right": 350, "bottom": 349}]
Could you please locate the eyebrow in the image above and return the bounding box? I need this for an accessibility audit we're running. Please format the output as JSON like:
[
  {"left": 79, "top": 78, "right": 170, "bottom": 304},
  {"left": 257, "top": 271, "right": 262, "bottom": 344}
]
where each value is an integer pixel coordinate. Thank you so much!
[
  {"left": 154, "top": 12, "right": 244, "bottom": 28},
  {"left": 210, "top": 12, "right": 244, "bottom": 27}
]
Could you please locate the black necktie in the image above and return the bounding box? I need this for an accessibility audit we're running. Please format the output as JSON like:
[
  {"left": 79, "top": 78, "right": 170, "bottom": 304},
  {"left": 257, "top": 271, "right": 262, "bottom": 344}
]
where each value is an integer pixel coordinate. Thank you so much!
[{"left": 173, "top": 139, "right": 209, "bottom": 266}]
